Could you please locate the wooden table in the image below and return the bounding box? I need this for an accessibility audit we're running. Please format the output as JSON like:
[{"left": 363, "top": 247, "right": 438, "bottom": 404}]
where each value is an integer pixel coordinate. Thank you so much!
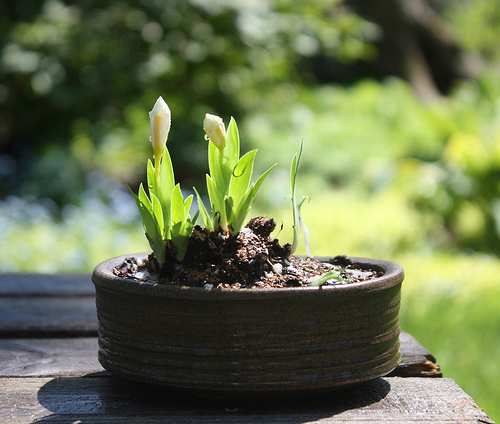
[{"left": 0, "top": 273, "right": 494, "bottom": 423}]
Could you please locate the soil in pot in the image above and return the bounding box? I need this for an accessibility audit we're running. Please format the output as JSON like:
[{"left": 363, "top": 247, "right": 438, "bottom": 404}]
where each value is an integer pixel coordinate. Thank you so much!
[{"left": 114, "top": 216, "right": 381, "bottom": 289}]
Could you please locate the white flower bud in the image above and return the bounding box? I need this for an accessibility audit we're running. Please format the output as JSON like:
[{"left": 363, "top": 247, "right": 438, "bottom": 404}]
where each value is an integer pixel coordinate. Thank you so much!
[
  {"left": 149, "top": 96, "right": 171, "bottom": 163},
  {"left": 203, "top": 113, "right": 226, "bottom": 151}
]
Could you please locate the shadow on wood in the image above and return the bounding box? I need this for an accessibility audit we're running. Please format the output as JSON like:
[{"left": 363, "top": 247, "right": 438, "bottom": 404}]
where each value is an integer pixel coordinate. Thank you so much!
[{"left": 33, "top": 373, "right": 392, "bottom": 423}]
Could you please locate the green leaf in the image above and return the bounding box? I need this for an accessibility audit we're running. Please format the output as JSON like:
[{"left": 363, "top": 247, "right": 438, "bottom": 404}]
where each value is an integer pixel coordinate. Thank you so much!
[
  {"left": 224, "top": 117, "right": 240, "bottom": 172},
  {"left": 206, "top": 175, "right": 217, "bottom": 209},
  {"left": 146, "top": 233, "right": 167, "bottom": 266},
  {"left": 170, "top": 221, "right": 184, "bottom": 259},
  {"left": 225, "top": 196, "right": 235, "bottom": 231},
  {"left": 171, "top": 220, "right": 192, "bottom": 261},
  {"left": 229, "top": 149, "right": 257, "bottom": 206},
  {"left": 207, "top": 175, "right": 227, "bottom": 231},
  {"left": 137, "top": 183, "right": 159, "bottom": 238},
  {"left": 184, "top": 194, "right": 193, "bottom": 216},
  {"left": 151, "top": 192, "right": 164, "bottom": 237},
  {"left": 290, "top": 152, "right": 301, "bottom": 195},
  {"left": 290, "top": 142, "right": 304, "bottom": 254},
  {"left": 191, "top": 210, "right": 200, "bottom": 225},
  {"left": 168, "top": 185, "right": 196, "bottom": 261},
  {"left": 129, "top": 185, "right": 153, "bottom": 236},
  {"left": 152, "top": 148, "right": 174, "bottom": 236},
  {"left": 138, "top": 182, "right": 152, "bottom": 209},
  {"left": 194, "top": 187, "right": 213, "bottom": 230},
  {"left": 230, "top": 187, "right": 255, "bottom": 235},
  {"left": 208, "top": 140, "right": 225, "bottom": 192},
  {"left": 171, "top": 184, "right": 186, "bottom": 225},
  {"left": 147, "top": 159, "right": 156, "bottom": 197},
  {"left": 228, "top": 162, "right": 276, "bottom": 235},
  {"left": 159, "top": 147, "right": 175, "bottom": 204},
  {"left": 129, "top": 184, "right": 165, "bottom": 264},
  {"left": 308, "top": 269, "right": 344, "bottom": 287},
  {"left": 298, "top": 196, "right": 312, "bottom": 257}
]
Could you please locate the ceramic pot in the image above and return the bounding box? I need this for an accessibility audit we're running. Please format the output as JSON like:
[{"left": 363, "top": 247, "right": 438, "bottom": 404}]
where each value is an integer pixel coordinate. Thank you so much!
[{"left": 92, "top": 253, "right": 403, "bottom": 397}]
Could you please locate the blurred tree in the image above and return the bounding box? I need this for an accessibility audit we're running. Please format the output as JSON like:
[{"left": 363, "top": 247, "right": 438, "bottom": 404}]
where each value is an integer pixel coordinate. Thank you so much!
[
  {"left": 310, "top": 0, "right": 482, "bottom": 102},
  {"left": 0, "top": 0, "right": 369, "bottom": 205},
  {"left": 442, "top": 0, "right": 500, "bottom": 64}
]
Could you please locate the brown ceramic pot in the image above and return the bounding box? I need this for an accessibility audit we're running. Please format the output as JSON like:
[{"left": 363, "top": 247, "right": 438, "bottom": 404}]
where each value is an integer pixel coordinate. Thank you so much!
[{"left": 92, "top": 253, "right": 403, "bottom": 397}]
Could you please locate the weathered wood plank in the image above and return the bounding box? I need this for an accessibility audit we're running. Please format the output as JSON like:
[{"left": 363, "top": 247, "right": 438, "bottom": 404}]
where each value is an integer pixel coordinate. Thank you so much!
[
  {"left": 0, "top": 273, "right": 93, "bottom": 296},
  {"left": 0, "top": 273, "right": 96, "bottom": 337},
  {"left": 0, "top": 338, "right": 102, "bottom": 377},
  {"left": 0, "top": 376, "right": 493, "bottom": 423},
  {"left": 389, "top": 332, "right": 442, "bottom": 377},
  {"left": 0, "top": 297, "right": 97, "bottom": 337}
]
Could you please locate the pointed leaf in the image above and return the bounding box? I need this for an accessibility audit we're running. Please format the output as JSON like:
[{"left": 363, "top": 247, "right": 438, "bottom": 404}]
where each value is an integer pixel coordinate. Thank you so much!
[
  {"left": 207, "top": 175, "right": 227, "bottom": 231},
  {"left": 159, "top": 147, "right": 175, "bottom": 204},
  {"left": 224, "top": 117, "right": 240, "bottom": 172},
  {"left": 208, "top": 140, "right": 225, "bottom": 192},
  {"left": 138, "top": 182, "right": 152, "bottom": 211},
  {"left": 146, "top": 233, "right": 167, "bottom": 266},
  {"left": 171, "top": 221, "right": 191, "bottom": 261},
  {"left": 225, "top": 196, "right": 235, "bottom": 229},
  {"left": 129, "top": 185, "right": 155, "bottom": 237},
  {"left": 230, "top": 185, "right": 255, "bottom": 235},
  {"left": 171, "top": 184, "right": 186, "bottom": 224},
  {"left": 229, "top": 149, "right": 256, "bottom": 206},
  {"left": 147, "top": 159, "right": 156, "bottom": 197},
  {"left": 184, "top": 194, "right": 193, "bottom": 216},
  {"left": 191, "top": 209, "right": 200, "bottom": 226},
  {"left": 228, "top": 163, "right": 276, "bottom": 235},
  {"left": 168, "top": 186, "right": 196, "bottom": 261},
  {"left": 299, "top": 196, "right": 312, "bottom": 257},
  {"left": 151, "top": 192, "right": 164, "bottom": 237},
  {"left": 194, "top": 187, "right": 212, "bottom": 230},
  {"left": 290, "top": 143, "right": 303, "bottom": 254},
  {"left": 206, "top": 175, "right": 218, "bottom": 211},
  {"left": 137, "top": 183, "right": 161, "bottom": 239},
  {"left": 129, "top": 185, "right": 163, "bottom": 262}
]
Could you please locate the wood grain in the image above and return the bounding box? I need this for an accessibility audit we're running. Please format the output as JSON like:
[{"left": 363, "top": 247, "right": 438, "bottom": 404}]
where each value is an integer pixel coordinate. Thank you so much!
[
  {"left": 390, "top": 332, "right": 442, "bottom": 377},
  {"left": 0, "top": 297, "right": 97, "bottom": 337},
  {"left": 0, "top": 273, "right": 96, "bottom": 337},
  {"left": 0, "top": 376, "right": 494, "bottom": 423},
  {"left": 0, "top": 273, "right": 93, "bottom": 296},
  {"left": 0, "top": 338, "right": 102, "bottom": 377}
]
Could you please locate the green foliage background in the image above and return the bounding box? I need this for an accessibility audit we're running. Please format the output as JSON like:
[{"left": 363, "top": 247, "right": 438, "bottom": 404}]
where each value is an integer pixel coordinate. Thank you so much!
[{"left": 1, "top": 0, "right": 499, "bottom": 421}]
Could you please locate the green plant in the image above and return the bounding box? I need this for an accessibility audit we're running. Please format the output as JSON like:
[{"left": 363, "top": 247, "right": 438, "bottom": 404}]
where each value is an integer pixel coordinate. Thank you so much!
[
  {"left": 308, "top": 269, "right": 346, "bottom": 286},
  {"left": 289, "top": 143, "right": 312, "bottom": 257},
  {"left": 130, "top": 98, "right": 353, "bottom": 286},
  {"left": 131, "top": 97, "right": 277, "bottom": 266},
  {"left": 195, "top": 114, "right": 276, "bottom": 235},
  {"left": 130, "top": 97, "right": 197, "bottom": 264}
]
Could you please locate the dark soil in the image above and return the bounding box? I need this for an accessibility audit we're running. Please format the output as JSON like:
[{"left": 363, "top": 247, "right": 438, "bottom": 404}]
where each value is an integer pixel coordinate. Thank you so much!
[{"left": 114, "top": 217, "right": 381, "bottom": 289}]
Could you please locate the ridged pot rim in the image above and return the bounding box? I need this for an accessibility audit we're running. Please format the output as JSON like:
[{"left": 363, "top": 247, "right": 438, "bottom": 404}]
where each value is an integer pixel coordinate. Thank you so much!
[{"left": 92, "top": 253, "right": 404, "bottom": 300}]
